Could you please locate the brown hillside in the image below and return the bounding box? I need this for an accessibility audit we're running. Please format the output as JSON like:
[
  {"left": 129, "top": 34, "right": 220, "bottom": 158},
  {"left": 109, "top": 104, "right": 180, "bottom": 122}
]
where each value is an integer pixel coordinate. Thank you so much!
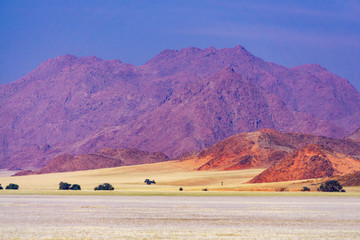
[
  {"left": 14, "top": 148, "right": 169, "bottom": 176},
  {"left": 335, "top": 171, "right": 360, "bottom": 186},
  {"left": 177, "top": 129, "right": 360, "bottom": 171},
  {"left": 249, "top": 144, "right": 360, "bottom": 183}
]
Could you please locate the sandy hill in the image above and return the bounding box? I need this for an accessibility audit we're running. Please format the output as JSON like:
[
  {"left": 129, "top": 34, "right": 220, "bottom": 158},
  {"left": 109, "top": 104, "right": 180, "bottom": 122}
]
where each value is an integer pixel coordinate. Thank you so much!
[
  {"left": 14, "top": 148, "right": 169, "bottom": 176},
  {"left": 249, "top": 144, "right": 360, "bottom": 183},
  {"left": 2, "top": 45, "right": 360, "bottom": 169}
]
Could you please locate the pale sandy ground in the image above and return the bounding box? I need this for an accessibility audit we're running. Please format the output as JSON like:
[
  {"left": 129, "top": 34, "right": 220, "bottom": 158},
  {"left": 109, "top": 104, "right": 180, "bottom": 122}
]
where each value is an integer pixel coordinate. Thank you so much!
[{"left": 0, "top": 195, "right": 359, "bottom": 239}]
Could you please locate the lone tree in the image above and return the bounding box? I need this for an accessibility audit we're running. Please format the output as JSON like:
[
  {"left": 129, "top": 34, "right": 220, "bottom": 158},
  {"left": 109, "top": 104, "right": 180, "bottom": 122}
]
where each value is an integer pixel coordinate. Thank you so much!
[
  {"left": 5, "top": 183, "right": 19, "bottom": 190},
  {"left": 318, "top": 180, "right": 345, "bottom": 192},
  {"left": 59, "top": 182, "right": 71, "bottom": 190},
  {"left": 94, "top": 183, "right": 114, "bottom": 191},
  {"left": 70, "top": 184, "right": 81, "bottom": 190}
]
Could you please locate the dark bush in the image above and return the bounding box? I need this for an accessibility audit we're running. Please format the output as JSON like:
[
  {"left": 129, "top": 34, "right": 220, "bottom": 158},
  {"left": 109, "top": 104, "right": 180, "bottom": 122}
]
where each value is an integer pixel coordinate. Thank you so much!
[
  {"left": 318, "top": 180, "right": 344, "bottom": 192},
  {"left": 144, "top": 179, "right": 156, "bottom": 185},
  {"left": 94, "top": 183, "right": 114, "bottom": 191},
  {"left": 301, "top": 187, "right": 310, "bottom": 192},
  {"left": 202, "top": 188, "right": 208, "bottom": 191},
  {"left": 0, "top": 184, "right": 3, "bottom": 190},
  {"left": 70, "top": 184, "right": 81, "bottom": 190},
  {"left": 5, "top": 183, "right": 19, "bottom": 190},
  {"left": 59, "top": 182, "right": 71, "bottom": 190},
  {"left": 179, "top": 187, "right": 183, "bottom": 191},
  {"left": 59, "top": 182, "right": 81, "bottom": 190}
]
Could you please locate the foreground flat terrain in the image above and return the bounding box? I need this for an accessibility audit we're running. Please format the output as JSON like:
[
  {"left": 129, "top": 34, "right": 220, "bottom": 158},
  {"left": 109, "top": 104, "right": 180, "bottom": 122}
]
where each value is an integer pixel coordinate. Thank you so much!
[
  {"left": 1, "top": 160, "right": 360, "bottom": 196},
  {"left": 1, "top": 195, "right": 360, "bottom": 239}
]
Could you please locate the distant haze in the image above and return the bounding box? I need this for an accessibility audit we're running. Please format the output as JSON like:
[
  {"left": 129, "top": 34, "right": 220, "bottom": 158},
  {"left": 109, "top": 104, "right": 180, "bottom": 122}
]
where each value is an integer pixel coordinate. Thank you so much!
[{"left": 1, "top": 1, "right": 360, "bottom": 90}]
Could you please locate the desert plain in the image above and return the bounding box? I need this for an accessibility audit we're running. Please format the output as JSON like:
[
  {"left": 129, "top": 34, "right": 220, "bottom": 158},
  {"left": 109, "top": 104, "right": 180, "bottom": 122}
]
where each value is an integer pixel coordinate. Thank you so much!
[
  {"left": 1, "top": 159, "right": 360, "bottom": 195},
  {"left": 1, "top": 195, "right": 360, "bottom": 239},
  {"left": 1, "top": 158, "right": 360, "bottom": 240}
]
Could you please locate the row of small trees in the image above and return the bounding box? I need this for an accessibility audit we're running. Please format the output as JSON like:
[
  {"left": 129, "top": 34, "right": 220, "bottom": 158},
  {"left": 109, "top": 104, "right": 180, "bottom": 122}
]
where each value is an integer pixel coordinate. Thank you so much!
[
  {"left": 58, "top": 182, "right": 115, "bottom": 191},
  {"left": 0, "top": 180, "right": 346, "bottom": 192},
  {"left": 59, "top": 182, "right": 81, "bottom": 190},
  {"left": 0, "top": 183, "right": 19, "bottom": 190}
]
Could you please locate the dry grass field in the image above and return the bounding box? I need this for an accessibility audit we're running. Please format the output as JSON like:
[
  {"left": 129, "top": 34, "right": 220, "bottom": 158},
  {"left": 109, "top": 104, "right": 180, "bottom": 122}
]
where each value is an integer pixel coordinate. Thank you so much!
[{"left": 1, "top": 160, "right": 360, "bottom": 196}]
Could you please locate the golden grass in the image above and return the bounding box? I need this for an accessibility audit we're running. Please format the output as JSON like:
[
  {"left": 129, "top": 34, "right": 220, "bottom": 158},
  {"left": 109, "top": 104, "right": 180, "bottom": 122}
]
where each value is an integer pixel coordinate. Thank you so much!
[{"left": 1, "top": 160, "right": 360, "bottom": 196}]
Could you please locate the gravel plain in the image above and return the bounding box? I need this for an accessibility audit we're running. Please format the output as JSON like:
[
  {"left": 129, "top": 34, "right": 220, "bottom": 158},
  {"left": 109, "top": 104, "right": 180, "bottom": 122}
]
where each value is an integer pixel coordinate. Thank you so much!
[{"left": 0, "top": 195, "right": 359, "bottom": 239}]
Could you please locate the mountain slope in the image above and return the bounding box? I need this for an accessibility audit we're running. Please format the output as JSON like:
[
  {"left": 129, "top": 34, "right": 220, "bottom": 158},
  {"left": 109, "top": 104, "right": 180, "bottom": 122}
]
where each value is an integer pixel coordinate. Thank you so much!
[
  {"left": 1, "top": 45, "right": 360, "bottom": 169},
  {"left": 66, "top": 68, "right": 345, "bottom": 159},
  {"left": 14, "top": 147, "right": 169, "bottom": 175},
  {"left": 347, "top": 128, "right": 360, "bottom": 143},
  {"left": 249, "top": 144, "right": 360, "bottom": 183},
  {"left": 177, "top": 129, "right": 360, "bottom": 171}
]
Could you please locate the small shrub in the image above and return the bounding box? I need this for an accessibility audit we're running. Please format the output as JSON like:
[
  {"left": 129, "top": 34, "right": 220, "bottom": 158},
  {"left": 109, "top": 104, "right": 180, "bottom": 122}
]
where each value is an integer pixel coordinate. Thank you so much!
[
  {"left": 144, "top": 179, "right": 156, "bottom": 185},
  {"left": 0, "top": 184, "right": 3, "bottom": 190},
  {"left": 70, "top": 184, "right": 81, "bottom": 190},
  {"left": 94, "top": 183, "right": 114, "bottom": 191},
  {"left": 318, "top": 180, "right": 344, "bottom": 192},
  {"left": 5, "top": 183, "right": 19, "bottom": 190},
  {"left": 59, "top": 182, "right": 71, "bottom": 190},
  {"left": 179, "top": 187, "right": 183, "bottom": 191},
  {"left": 202, "top": 188, "right": 208, "bottom": 191},
  {"left": 301, "top": 187, "right": 310, "bottom": 192}
]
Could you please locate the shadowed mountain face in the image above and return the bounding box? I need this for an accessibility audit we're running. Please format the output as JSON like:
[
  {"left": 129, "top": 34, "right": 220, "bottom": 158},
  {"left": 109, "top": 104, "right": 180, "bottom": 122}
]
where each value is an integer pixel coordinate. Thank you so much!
[
  {"left": 1, "top": 45, "right": 360, "bottom": 169},
  {"left": 347, "top": 128, "right": 360, "bottom": 143},
  {"left": 14, "top": 147, "right": 169, "bottom": 175}
]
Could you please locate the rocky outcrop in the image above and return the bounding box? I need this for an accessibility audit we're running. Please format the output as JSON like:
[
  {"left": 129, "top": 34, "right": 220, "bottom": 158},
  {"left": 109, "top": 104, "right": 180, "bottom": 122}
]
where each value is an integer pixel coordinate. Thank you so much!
[
  {"left": 249, "top": 144, "right": 360, "bottom": 183},
  {"left": 174, "top": 129, "right": 360, "bottom": 171}
]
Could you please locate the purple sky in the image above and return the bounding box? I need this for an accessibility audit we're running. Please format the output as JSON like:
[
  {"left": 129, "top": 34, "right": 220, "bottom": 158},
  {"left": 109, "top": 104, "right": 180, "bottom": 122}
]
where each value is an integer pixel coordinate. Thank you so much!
[{"left": 1, "top": 0, "right": 360, "bottom": 90}]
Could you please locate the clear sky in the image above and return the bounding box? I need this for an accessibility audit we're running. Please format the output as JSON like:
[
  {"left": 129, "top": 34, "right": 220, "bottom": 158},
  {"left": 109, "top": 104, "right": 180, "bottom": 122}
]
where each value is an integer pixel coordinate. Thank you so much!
[{"left": 1, "top": 0, "right": 360, "bottom": 90}]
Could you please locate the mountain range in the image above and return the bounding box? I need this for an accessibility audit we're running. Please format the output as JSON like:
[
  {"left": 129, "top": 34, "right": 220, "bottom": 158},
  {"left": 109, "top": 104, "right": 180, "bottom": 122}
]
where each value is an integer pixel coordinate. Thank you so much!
[
  {"left": 1, "top": 45, "right": 360, "bottom": 170},
  {"left": 15, "top": 129, "right": 360, "bottom": 184}
]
